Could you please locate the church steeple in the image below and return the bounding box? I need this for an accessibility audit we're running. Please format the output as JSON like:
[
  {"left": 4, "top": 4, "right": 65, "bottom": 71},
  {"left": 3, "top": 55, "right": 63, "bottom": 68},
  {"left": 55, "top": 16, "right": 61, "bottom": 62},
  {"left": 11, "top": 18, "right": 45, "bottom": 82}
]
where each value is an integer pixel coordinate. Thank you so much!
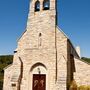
[
  {"left": 26, "top": 0, "right": 57, "bottom": 49},
  {"left": 27, "top": 0, "right": 56, "bottom": 20}
]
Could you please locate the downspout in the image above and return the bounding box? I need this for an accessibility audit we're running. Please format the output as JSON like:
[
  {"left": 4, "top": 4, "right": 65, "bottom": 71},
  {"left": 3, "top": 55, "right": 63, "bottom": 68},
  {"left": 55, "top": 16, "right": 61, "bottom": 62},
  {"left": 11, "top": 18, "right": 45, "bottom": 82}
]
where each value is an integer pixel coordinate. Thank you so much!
[
  {"left": 18, "top": 57, "right": 23, "bottom": 90},
  {"left": 55, "top": 0, "right": 58, "bottom": 82}
]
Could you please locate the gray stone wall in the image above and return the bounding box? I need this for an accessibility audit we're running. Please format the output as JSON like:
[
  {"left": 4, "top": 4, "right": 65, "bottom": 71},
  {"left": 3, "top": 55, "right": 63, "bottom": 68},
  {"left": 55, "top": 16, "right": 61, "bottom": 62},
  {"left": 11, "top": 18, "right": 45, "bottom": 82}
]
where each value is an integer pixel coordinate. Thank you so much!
[
  {"left": 74, "top": 58, "right": 90, "bottom": 86},
  {"left": 3, "top": 65, "right": 13, "bottom": 90}
]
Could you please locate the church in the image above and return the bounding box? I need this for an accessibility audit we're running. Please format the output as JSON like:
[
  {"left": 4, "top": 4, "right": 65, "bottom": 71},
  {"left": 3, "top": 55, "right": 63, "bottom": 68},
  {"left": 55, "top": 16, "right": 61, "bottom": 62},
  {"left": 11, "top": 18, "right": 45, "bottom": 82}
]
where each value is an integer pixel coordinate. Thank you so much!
[{"left": 3, "top": 0, "right": 90, "bottom": 90}]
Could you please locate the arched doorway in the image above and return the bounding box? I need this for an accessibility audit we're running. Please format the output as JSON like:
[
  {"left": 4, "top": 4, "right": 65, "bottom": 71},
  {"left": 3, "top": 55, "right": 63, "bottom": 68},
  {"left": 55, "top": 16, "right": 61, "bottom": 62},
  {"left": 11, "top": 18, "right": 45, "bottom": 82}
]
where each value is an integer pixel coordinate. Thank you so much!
[{"left": 30, "top": 63, "right": 47, "bottom": 90}]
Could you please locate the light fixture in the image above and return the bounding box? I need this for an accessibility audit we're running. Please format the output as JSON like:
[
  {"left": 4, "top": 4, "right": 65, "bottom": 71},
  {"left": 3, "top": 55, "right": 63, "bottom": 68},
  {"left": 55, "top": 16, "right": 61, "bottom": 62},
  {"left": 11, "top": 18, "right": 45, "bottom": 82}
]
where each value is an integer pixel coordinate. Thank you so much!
[{"left": 37, "top": 67, "right": 41, "bottom": 74}]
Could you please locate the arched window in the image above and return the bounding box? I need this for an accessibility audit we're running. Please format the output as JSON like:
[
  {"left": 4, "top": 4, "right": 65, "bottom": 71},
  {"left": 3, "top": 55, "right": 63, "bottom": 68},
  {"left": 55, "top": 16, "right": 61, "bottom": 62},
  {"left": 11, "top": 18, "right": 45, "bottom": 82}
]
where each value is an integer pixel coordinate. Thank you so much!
[
  {"left": 39, "top": 33, "right": 42, "bottom": 46},
  {"left": 35, "top": 0, "right": 40, "bottom": 12},
  {"left": 43, "top": 0, "right": 50, "bottom": 10}
]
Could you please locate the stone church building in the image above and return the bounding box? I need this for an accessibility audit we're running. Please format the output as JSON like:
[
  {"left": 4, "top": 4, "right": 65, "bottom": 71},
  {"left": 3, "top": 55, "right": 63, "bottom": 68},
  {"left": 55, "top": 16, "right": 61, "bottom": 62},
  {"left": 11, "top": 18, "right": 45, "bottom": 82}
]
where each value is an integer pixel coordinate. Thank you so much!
[{"left": 3, "top": 0, "right": 90, "bottom": 90}]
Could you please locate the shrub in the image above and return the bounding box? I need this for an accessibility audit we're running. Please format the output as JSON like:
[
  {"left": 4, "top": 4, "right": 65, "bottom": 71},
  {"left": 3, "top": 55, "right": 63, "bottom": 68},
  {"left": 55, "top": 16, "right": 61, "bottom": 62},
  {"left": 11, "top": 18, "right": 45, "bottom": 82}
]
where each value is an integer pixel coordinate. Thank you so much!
[
  {"left": 69, "top": 80, "right": 77, "bottom": 90},
  {"left": 0, "top": 81, "right": 3, "bottom": 90},
  {"left": 78, "top": 85, "right": 90, "bottom": 90}
]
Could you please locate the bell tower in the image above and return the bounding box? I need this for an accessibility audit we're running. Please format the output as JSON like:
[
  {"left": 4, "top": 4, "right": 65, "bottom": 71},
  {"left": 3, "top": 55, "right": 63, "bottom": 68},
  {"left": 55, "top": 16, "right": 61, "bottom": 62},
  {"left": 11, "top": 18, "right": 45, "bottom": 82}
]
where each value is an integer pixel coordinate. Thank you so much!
[
  {"left": 26, "top": 0, "right": 57, "bottom": 49},
  {"left": 28, "top": 0, "right": 56, "bottom": 16}
]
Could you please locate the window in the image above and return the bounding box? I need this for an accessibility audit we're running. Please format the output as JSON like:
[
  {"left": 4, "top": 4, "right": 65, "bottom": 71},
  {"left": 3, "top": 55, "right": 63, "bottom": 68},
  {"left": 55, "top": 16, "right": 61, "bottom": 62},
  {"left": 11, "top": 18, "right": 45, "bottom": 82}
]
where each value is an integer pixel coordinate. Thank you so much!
[
  {"left": 35, "top": 0, "right": 40, "bottom": 12},
  {"left": 39, "top": 33, "right": 42, "bottom": 46},
  {"left": 39, "top": 33, "right": 42, "bottom": 37},
  {"left": 12, "top": 83, "right": 16, "bottom": 87},
  {"left": 43, "top": 0, "right": 50, "bottom": 10}
]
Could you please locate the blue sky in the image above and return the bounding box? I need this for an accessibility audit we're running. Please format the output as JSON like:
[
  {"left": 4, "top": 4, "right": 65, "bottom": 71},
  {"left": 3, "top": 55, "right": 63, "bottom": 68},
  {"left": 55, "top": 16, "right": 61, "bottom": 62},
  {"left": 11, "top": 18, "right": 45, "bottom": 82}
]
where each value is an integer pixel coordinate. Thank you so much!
[{"left": 0, "top": 0, "right": 90, "bottom": 57}]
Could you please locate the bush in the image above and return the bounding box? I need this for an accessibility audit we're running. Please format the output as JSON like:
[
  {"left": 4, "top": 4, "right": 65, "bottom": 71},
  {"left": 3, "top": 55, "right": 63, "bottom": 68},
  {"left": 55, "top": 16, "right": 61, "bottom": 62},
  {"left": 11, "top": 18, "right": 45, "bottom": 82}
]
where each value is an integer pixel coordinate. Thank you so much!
[
  {"left": 69, "top": 80, "right": 90, "bottom": 90},
  {"left": 81, "top": 57, "right": 90, "bottom": 63},
  {"left": 69, "top": 80, "right": 77, "bottom": 90},
  {"left": 0, "top": 81, "right": 3, "bottom": 90},
  {"left": 78, "top": 85, "right": 90, "bottom": 90}
]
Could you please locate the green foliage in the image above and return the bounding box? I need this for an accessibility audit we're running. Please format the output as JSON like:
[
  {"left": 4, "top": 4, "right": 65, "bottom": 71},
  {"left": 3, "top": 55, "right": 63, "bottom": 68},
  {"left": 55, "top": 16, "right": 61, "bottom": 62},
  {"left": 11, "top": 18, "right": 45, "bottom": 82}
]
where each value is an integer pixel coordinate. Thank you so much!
[
  {"left": 81, "top": 57, "right": 90, "bottom": 63},
  {"left": 70, "top": 80, "right": 77, "bottom": 90},
  {"left": 70, "top": 80, "right": 90, "bottom": 90},
  {"left": 0, "top": 55, "right": 13, "bottom": 90},
  {"left": 0, "top": 81, "right": 3, "bottom": 90},
  {"left": 78, "top": 85, "right": 90, "bottom": 90}
]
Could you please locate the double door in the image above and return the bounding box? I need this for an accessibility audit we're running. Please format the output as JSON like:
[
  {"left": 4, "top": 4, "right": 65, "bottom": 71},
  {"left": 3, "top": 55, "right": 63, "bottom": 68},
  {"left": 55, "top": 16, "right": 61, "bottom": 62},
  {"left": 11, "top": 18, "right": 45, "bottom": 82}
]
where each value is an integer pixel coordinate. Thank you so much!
[{"left": 33, "top": 74, "right": 46, "bottom": 90}]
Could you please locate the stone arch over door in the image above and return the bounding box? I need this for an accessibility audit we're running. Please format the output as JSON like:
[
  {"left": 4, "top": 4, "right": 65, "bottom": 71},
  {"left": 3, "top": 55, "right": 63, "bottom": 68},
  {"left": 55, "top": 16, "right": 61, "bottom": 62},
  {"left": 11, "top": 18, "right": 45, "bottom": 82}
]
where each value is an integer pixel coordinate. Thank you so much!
[{"left": 29, "top": 62, "right": 48, "bottom": 90}]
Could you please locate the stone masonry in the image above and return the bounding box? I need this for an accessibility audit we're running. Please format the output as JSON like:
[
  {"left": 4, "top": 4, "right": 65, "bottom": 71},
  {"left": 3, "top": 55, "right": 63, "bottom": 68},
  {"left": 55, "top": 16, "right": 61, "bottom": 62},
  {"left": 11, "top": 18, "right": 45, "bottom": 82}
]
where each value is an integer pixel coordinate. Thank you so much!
[{"left": 3, "top": 0, "right": 90, "bottom": 90}]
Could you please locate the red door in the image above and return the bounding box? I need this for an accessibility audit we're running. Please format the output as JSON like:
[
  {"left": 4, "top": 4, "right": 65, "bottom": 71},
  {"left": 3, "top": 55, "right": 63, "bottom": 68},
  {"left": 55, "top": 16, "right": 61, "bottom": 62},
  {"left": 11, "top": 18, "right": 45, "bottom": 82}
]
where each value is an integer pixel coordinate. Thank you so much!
[{"left": 33, "top": 74, "right": 46, "bottom": 90}]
